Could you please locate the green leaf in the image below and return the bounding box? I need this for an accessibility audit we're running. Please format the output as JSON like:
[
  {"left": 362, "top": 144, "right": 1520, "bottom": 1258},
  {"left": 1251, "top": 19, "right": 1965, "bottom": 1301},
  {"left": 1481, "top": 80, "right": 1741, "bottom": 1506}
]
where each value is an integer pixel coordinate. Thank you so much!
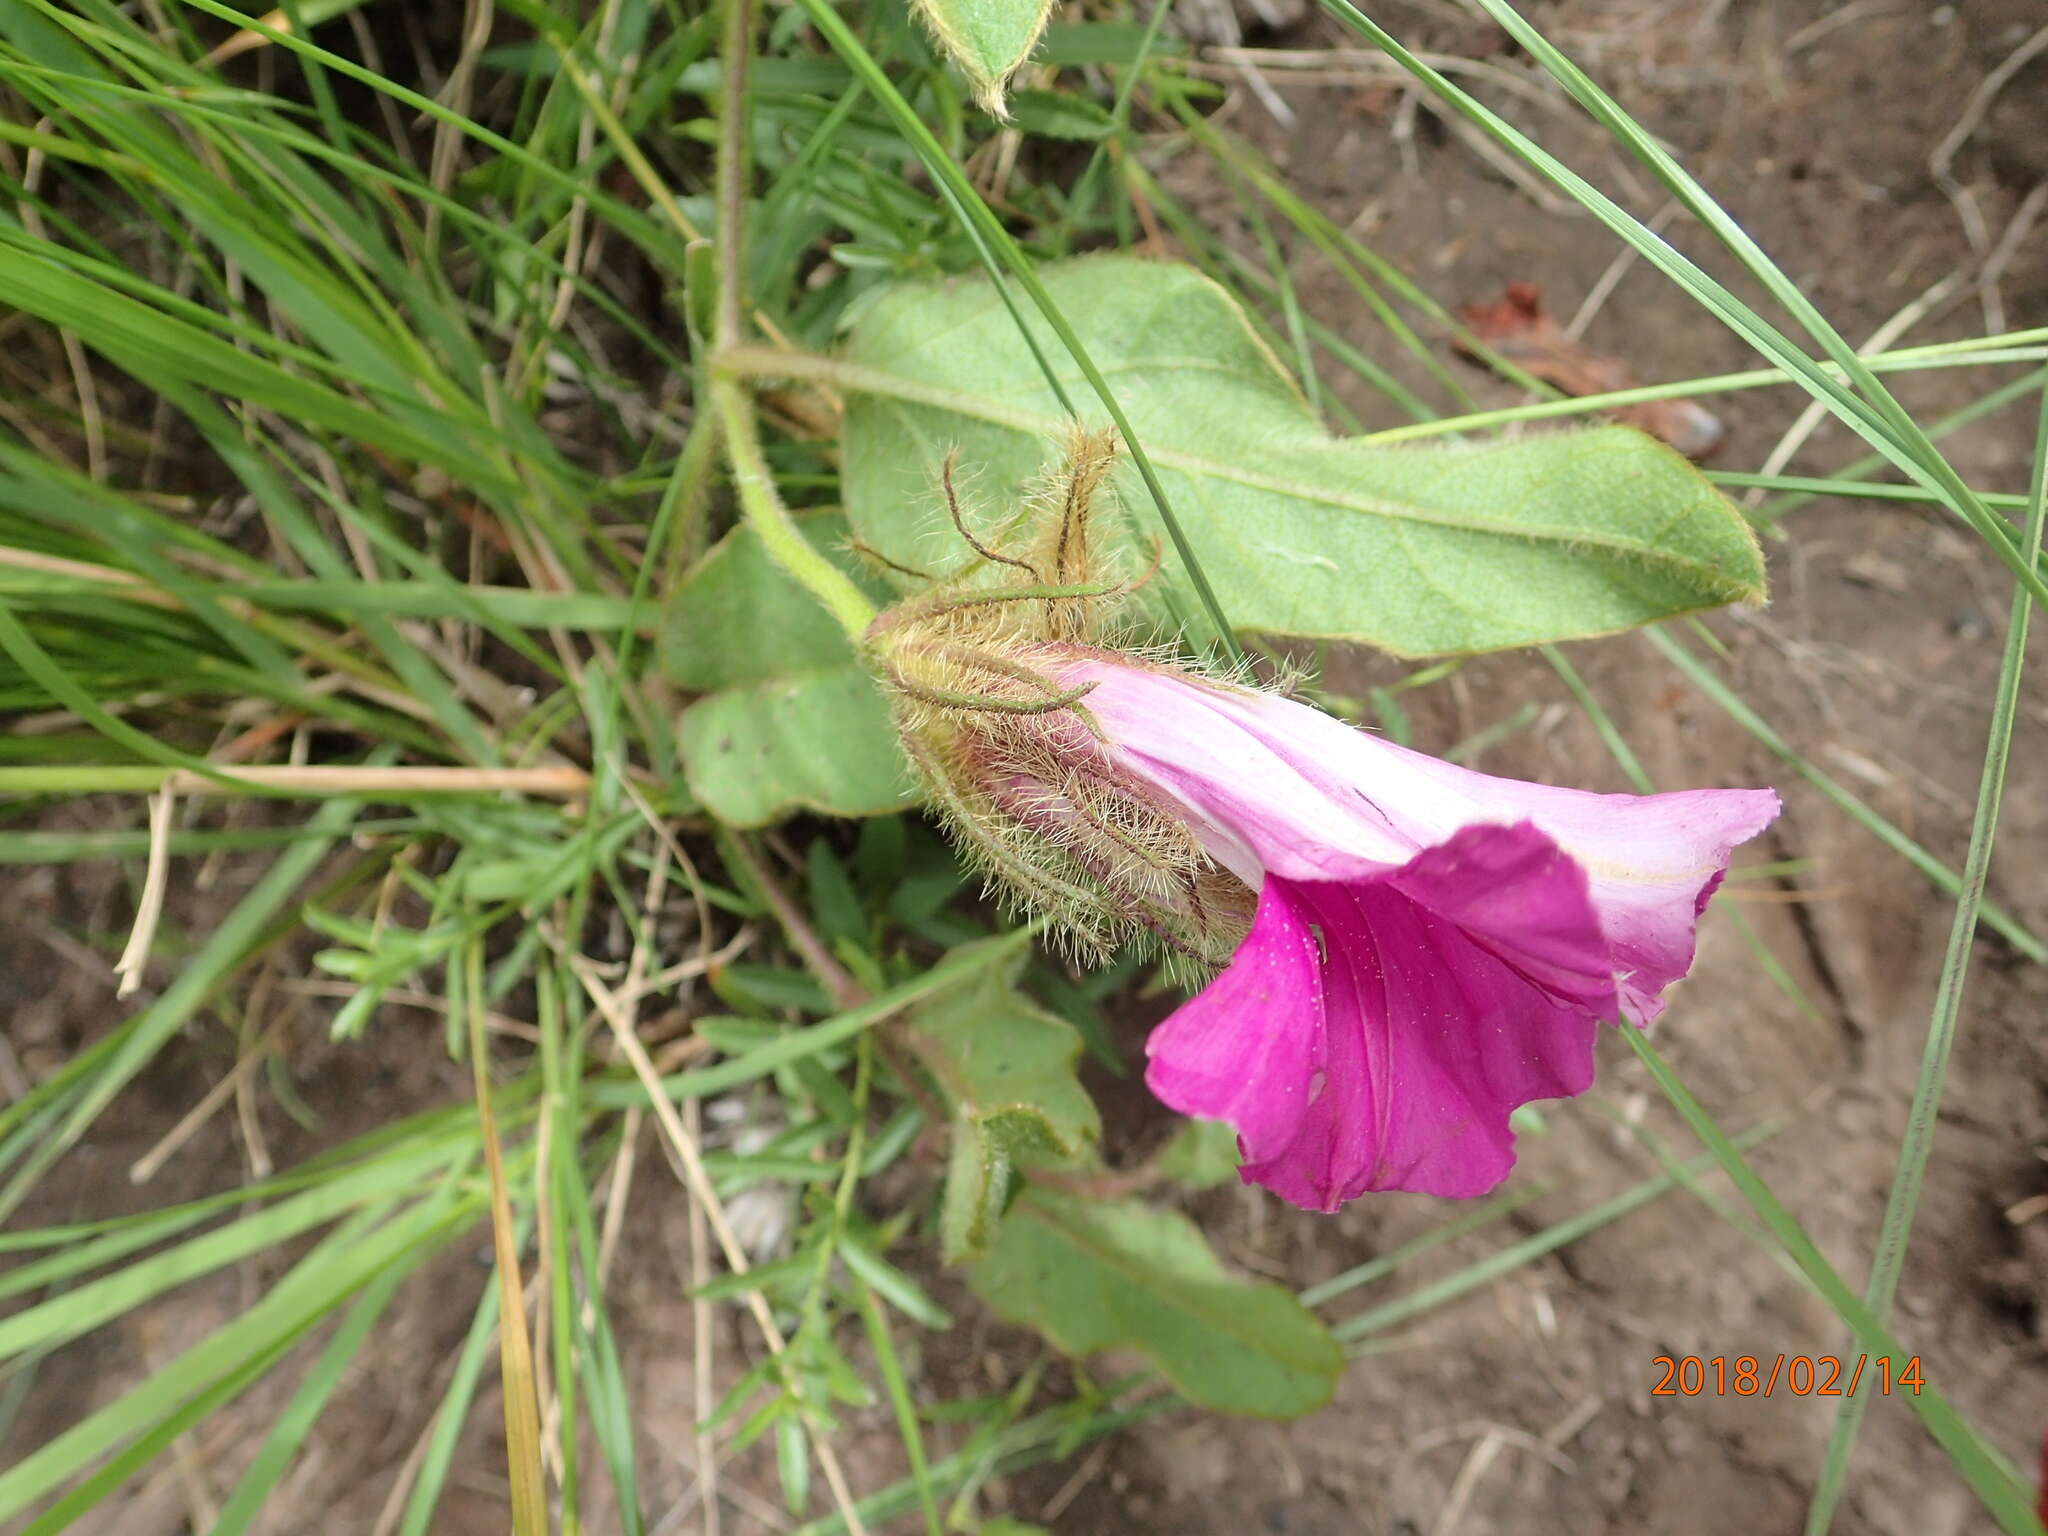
[
  {"left": 910, "top": 0, "right": 1053, "bottom": 115},
  {"left": 905, "top": 947, "right": 1102, "bottom": 1263},
  {"left": 907, "top": 951, "right": 1101, "bottom": 1159},
  {"left": 1154, "top": 1117, "right": 1241, "bottom": 1190},
  {"left": 837, "top": 257, "right": 1768, "bottom": 657},
  {"left": 660, "top": 512, "right": 887, "bottom": 692},
  {"left": 938, "top": 1116, "right": 1012, "bottom": 1267},
  {"left": 677, "top": 665, "right": 912, "bottom": 826},
  {"left": 667, "top": 514, "right": 910, "bottom": 824},
  {"left": 969, "top": 1188, "right": 1342, "bottom": 1418}
]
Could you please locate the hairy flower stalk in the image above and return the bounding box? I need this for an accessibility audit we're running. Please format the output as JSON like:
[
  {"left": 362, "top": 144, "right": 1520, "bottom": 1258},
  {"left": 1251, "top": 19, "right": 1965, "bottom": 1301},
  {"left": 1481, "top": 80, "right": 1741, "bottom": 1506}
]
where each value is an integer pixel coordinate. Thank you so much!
[{"left": 866, "top": 430, "right": 1778, "bottom": 1211}]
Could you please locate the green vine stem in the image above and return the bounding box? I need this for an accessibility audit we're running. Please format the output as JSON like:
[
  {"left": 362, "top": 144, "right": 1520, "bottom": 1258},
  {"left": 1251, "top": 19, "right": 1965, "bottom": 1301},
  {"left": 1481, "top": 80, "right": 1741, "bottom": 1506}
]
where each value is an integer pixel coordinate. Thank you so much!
[
  {"left": 709, "top": 0, "right": 876, "bottom": 644},
  {"left": 708, "top": 370, "right": 877, "bottom": 640}
]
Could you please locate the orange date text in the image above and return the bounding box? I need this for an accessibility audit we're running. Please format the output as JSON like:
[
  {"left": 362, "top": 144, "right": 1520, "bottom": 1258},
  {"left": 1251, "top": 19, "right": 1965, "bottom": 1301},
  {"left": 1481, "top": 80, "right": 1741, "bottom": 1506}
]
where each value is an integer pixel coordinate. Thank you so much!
[{"left": 1649, "top": 1355, "right": 1924, "bottom": 1398}]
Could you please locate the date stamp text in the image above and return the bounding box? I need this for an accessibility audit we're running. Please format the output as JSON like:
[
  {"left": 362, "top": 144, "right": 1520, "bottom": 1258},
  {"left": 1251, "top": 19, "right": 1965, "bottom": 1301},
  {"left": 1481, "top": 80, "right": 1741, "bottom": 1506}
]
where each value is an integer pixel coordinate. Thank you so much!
[{"left": 1650, "top": 1355, "right": 1924, "bottom": 1398}]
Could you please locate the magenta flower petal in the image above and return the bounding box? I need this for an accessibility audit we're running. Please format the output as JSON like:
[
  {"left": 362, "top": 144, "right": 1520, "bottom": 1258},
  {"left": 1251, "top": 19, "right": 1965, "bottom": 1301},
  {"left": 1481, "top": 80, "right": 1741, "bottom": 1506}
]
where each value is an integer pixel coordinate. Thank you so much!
[
  {"left": 1342, "top": 742, "right": 1780, "bottom": 1023},
  {"left": 1047, "top": 650, "right": 1779, "bottom": 1208},
  {"left": 1146, "top": 822, "right": 1610, "bottom": 1206},
  {"left": 1065, "top": 656, "right": 1780, "bottom": 1025}
]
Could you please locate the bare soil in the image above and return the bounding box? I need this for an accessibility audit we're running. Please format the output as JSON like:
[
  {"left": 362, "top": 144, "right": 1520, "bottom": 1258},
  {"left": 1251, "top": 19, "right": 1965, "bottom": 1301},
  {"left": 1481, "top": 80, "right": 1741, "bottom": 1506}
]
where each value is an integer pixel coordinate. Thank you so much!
[
  {"left": 6, "top": 2, "right": 2047, "bottom": 1534},
  {"left": 1067, "top": 2, "right": 2048, "bottom": 1532}
]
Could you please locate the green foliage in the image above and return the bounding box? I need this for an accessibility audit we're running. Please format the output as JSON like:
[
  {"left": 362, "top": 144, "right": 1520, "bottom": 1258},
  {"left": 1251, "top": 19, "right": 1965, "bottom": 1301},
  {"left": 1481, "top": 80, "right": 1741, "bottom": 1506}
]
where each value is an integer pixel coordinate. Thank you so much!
[
  {"left": 666, "top": 517, "right": 912, "bottom": 823},
  {"left": 1154, "top": 1117, "right": 1241, "bottom": 1191},
  {"left": 902, "top": 943, "right": 1102, "bottom": 1261},
  {"left": 1004, "top": 89, "right": 1116, "bottom": 140},
  {"left": 662, "top": 513, "right": 881, "bottom": 691},
  {"left": 838, "top": 257, "right": 1768, "bottom": 657},
  {"left": 0, "top": 0, "right": 2041, "bottom": 1528},
  {"left": 969, "top": 1188, "right": 1343, "bottom": 1418},
  {"left": 679, "top": 666, "right": 912, "bottom": 825},
  {"left": 909, "top": 0, "right": 1053, "bottom": 115}
]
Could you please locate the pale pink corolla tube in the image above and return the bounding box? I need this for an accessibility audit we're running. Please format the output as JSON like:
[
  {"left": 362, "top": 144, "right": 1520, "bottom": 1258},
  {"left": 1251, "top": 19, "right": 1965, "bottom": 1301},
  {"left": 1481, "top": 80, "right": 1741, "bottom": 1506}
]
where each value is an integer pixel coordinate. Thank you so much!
[{"left": 1052, "top": 654, "right": 1780, "bottom": 1212}]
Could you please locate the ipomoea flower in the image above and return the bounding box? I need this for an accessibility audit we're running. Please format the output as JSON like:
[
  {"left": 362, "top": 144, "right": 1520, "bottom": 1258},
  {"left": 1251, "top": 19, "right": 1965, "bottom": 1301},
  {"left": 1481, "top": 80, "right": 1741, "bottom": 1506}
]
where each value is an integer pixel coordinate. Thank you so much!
[
  {"left": 864, "top": 427, "right": 1777, "bottom": 1212},
  {"left": 1047, "top": 651, "right": 1779, "bottom": 1210}
]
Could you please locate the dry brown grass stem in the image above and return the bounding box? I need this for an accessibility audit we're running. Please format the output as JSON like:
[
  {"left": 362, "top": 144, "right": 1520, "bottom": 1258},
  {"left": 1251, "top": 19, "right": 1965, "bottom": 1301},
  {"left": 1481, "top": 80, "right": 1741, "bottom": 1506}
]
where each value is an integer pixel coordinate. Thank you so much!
[{"left": 569, "top": 955, "right": 871, "bottom": 1535}]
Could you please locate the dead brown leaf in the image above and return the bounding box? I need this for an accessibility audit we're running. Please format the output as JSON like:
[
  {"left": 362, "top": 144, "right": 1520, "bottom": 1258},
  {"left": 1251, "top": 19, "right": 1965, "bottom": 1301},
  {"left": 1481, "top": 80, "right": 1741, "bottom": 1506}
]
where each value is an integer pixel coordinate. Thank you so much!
[{"left": 1455, "top": 281, "right": 1725, "bottom": 459}]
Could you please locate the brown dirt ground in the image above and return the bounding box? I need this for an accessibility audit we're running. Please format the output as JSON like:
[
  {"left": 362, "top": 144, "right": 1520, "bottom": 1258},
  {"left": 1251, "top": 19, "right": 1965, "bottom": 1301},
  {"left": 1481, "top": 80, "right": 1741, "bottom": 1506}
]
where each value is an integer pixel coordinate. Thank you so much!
[
  {"left": 6, "top": 1, "right": 2048, "bottom": 1534},
  {"left": 1057, "top": 2, "right": 2048, "bottom": 1533}
]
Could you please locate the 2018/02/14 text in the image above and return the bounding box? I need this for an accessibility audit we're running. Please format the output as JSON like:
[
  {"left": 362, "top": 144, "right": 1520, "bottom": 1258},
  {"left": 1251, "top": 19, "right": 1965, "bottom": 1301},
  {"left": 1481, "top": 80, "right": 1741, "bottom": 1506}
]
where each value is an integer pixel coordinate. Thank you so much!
[{"left": 1650, "top": 1355, "right": 1925, "bottom": 1398}]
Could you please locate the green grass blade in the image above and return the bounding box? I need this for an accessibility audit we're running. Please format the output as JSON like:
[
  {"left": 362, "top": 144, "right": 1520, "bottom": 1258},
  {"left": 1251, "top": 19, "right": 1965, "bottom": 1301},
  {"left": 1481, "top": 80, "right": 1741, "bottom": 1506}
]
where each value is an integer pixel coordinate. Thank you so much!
[
  {"left": 1645, "top": 625, "right": 2044, "bottom": 961},
  {"left": 783, "top": 0, "right": 1243, "bottom": 658},
  {"left": 585, "top": 925, "right": 1035, "bottom": 1109},
  {"left": 0, "top": 1193, "right": 473, "bottom": 1521},
  {"left": 207, "top": 1260, "right": 412, "bottom": 1535},
  {"left": 1623, "top": 1029, "right": 2040, "bottom": 1534},
  {"left": 1805, "top": 380, "right": 2048, "bottom": 1531},
  {"left": 1463, "top": 0, "right": 2001, "bottom": 516},
  {"left": 0, "top": 789, "right": 368, "bottom": 1223},
  {"left": 1331, "top": 1124, "right": 1775, "bottom": 1344},
  {"left": 1364, "top": 349, "right": 2048, "bottom": 447},
  {"left": 853, "top": 1275, "right": 942, "bottom": 1536},
  {"left": 1310, "top": 0, "right": 2048, "bottom": 615},
  {"left": 1299, "top": 1181, "right": 1550, "bottom": 1308},
  {"left": 0, "top": 1140, "right": 458, "bottom": 1357},
  {"left": 398, "top": 1277, "right": 505, "bottom": 1536},
  {"left": 1754, "top": 367, "right": 2048, "bottom": 528}
]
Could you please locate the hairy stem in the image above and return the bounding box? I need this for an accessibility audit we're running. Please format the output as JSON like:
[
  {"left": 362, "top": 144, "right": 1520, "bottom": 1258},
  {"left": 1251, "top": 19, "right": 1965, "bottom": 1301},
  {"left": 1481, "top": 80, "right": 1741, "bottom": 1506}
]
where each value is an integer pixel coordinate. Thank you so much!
[
  {"left": 709, "top": 372, "right": 876, "bottom": 639},
  {"left": 706, "top": 0, "right": 874, "bottom": 641},
  {"left": 713, "top": 0, "right": 752, "bottom": 350}
]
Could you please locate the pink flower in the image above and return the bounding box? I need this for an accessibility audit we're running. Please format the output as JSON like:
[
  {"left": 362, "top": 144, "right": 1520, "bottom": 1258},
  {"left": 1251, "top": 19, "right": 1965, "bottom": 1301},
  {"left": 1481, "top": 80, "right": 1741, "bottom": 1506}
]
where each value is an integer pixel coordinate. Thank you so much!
[{"left": 1051, "top": 652, "right": 1779, "bottom": 1212}]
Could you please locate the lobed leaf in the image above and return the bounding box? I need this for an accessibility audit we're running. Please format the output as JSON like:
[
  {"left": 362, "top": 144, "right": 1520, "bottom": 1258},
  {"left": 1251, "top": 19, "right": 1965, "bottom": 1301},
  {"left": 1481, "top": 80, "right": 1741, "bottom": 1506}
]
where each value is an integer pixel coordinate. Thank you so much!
[
  {"left": 677, "top": 666, "right": 911, "bottom": 826},
  {"left": 969, "top": 1187, "right": 1342, "bottom": 1418},
  {"left": 904, "top": 947, "right": 1102, "bottom": 1261},
  {"left": 661, "top": 512, "right": 887, "bottom": 691},
  {"left": 666, "top": 515, "right": 911, "bottom": 823}
]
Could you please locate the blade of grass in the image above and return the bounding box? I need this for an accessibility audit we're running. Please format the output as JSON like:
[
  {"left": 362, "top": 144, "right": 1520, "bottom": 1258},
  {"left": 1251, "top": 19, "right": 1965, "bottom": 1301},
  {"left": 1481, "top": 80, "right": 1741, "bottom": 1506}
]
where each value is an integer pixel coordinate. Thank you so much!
[
  {"left": 1623, "top": 1028, "right": 2041, "bottom": 1535},
  {"left": 0, "top": 786, "right": 369, "bottom": 1223},
  {"left": 0, "top": 1139, "right": 461, "bottom": 1355},
  {"left": 0, "top": 1193, "right": 474, "bottom": 1521},
  {"left": 1714, "top": 472, "right": 2034, "bottom": 515},
  {"left": 13, "top": 1330, "right": 307, "bottom": 1536},
  {"left": 585, "top": 924, "right": 1034, "bottom": 1110},
  {"left": 1464, "top": 0, "right": 2008, "bottom": 498},
  {"left": 1804, "top": 379, "right": 2048, "bottom": 1532},
  {"left": 465, "top": 939, "right": 550, "bottom": 1536},
  {"left": 397, "top": 1273, "right": 507, "bottom": 1536},
  {"left": 791, "top": 1396, "right": 1176, "bottom": 1536},
  {"left": 1311, "top": 0, "right": 2048, "bottom": 615},
  {"left": 852, "top": 1274, "right": 942, "bottom": 1536},
  {"left": 15, "top": 0, "right": 679, "bottom": 273},
  {"left": 780, "top": 0, "right": 1243, "bottom": 658},
  {"left": 1331, "top": 1122, "right": 1777, "bottom": 1343},
  {"left": 1299, "top": 1180, "right": 1551, "bottom": 1308},
  {"left": 207, "top": 1259, "right": 412, "bottom": 1535},
  {"left": 1645, "top": 625, "right": 2044, "bottom": 962},
  {"left": 1363, "top": 346, "right": 2048, "bottom": 446}
]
